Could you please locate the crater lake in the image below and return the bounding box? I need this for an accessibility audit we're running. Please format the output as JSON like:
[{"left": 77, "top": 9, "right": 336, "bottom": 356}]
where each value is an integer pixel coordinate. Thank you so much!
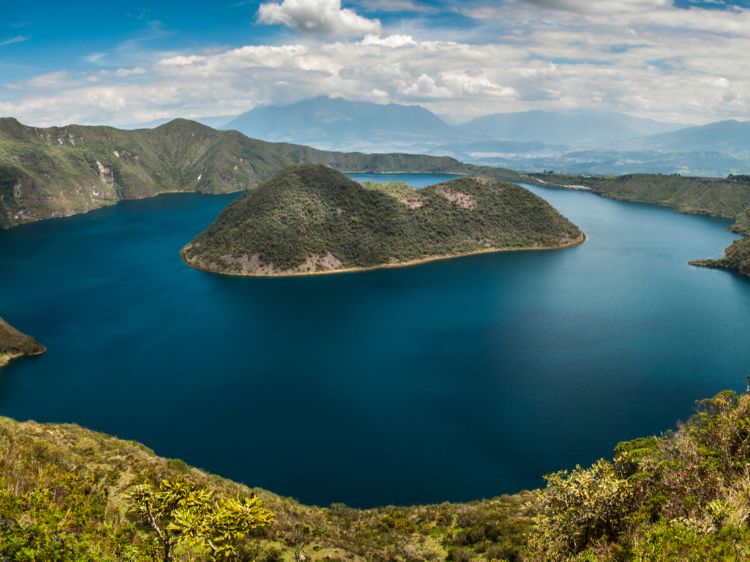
[{"left": 0, "top": 174, "right": 748, "bottom": 508}]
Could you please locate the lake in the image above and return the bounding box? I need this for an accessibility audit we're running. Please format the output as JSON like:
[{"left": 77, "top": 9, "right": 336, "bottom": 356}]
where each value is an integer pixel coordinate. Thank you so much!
[{"left": 0, "top": 174, "right": 748, "bottom": 508}]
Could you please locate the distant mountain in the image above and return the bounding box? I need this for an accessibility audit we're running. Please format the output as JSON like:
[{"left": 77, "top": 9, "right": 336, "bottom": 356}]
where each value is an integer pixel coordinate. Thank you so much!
[
  {"left": 624, "top": 120, "right": 750, "bottom": 154},
  {"left": 223, "top": 97, "right": 460, "bottom": 152},
  {"left": 120, "top": 115, "right": 233, "bottom": 130},
  {"left": 182, "top": 164, "right": 582, "bottom": 276},
  {"left": 457, "top": 110, "right": 682, "bottom": 146}
]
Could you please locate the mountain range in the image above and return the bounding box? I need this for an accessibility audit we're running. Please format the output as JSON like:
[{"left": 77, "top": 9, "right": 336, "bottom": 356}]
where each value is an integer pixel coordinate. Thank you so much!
[{"left": 216, "top": 98, "right": 750, "bottom": 176}]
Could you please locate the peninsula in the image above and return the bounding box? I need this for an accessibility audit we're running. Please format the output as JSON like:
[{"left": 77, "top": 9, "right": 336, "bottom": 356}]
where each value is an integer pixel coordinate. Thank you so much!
[
  {"left": 528, "top": 172, "right": 750, "bottom": 278},
  {"left": 181, "top": 164, "right": 584, "bottom": 276},
  {"left": 0, "top": 317, "right": 45, "bottom": 367}
]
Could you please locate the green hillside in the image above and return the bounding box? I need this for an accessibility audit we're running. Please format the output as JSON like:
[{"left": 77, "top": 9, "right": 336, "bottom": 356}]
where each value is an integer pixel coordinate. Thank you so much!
[
  {"left": 3, "top": 387, "right": 750, "bottom": 560},
  {"left": 528, "top": 172, "right": 750, "bottom": 277},
  {"left": 0, "top": 118, "right": 518, "bottom": 229},
  {"left": 181, "top": 165, "right": 583, "bottom": 276},
  {"left": 0, "top": 317, "right": 45, "bottom": 367}
]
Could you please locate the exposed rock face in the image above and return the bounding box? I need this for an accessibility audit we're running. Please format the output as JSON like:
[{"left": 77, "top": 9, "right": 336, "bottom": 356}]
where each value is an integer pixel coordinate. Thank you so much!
[
  {"left": 96, "top": 160, "right": 114, "bottom": 185},
  {"left": 436, "top": 188, "right": 476, "bottom": 209}
]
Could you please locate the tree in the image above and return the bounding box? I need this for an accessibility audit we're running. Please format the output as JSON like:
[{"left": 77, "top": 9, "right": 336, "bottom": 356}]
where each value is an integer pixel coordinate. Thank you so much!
[{"left": 126, "top": 479, "right": 275, "bottom": 561}]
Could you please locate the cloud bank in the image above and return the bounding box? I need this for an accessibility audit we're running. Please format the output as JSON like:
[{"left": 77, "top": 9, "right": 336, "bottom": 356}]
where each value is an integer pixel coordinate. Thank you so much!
[{"left": 1, "top": 0, "right": 749, "bottom": 126}]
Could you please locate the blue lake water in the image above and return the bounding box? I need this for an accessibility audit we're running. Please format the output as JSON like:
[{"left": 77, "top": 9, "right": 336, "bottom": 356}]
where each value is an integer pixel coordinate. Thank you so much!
[{"left": 0, "top": 174, "right": 749, "bottom": 508}]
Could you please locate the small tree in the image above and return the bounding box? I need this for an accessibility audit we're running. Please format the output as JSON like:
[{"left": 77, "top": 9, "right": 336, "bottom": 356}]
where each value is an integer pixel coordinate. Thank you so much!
[{"left": 126, "top": 479, "right": 275, "bottom": 561}]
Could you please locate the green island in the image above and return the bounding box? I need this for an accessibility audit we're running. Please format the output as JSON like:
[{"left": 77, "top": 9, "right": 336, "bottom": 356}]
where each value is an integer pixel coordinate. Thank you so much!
[
  {"left": 181, "top": 165, "right": 583, "bottom": 276},
  {"left": 526, "top": 172, "right": 750, "bottom": 277},
  {"left": 0, "top": 317, "right": 45, "bottom": 367},
  {"left": 3, "top": 388, "right": 750, "bottom": 560}
]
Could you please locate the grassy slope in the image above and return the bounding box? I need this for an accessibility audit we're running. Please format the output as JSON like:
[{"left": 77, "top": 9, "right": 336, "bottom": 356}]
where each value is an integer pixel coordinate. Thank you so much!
[
  {"left": 4, "top": 389, "right": 750, "bottom": 560},
  {"left": 182, "top": 165, "right": 582, "bottom": 275},
  {"left": 0, "top": 118, "right": 520, "bottom": 229},
  {"left": 0, "top": 415, "right": 532, "bottom": 561},
  {"left": 0, "top": 317, "right": 45, "bottom": 366},
  {"left": 527, "top": 172, "right": 750, "bottom": 277}
]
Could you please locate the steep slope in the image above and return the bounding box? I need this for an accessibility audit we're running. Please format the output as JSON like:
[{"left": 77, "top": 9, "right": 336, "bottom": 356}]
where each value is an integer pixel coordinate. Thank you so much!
[
  {"left": 182, "top": 164, "right": 583, "bottom": 276},
  {"left": 0, "top": 117, "right": 480, "bottom": 229},
  {"left": 0, "top": 317, "right": 45, "bottom": 367},
  {"left": 223, "top": 96, "right": 460, "bottom": 151},
  {"left": 3, "top": 388, "right": 750, "bottom": 560}
]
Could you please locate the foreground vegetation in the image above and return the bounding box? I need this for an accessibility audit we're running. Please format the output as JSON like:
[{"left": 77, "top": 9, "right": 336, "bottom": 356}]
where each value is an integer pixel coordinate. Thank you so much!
[
  {"left": 182, "top": 165, "right": 582, "bottom": 275},
  {"left": 0, "top": 118, "right": 521, "bottom": 229},
  {"left": 3, "top": 387, "right": 750, "bottom": 560},
  {"left": 528, "top": 172, "right": 750, "bottom": 277},
  {"left": 0, "top": 317, "right": 44, "bottom": 367}
]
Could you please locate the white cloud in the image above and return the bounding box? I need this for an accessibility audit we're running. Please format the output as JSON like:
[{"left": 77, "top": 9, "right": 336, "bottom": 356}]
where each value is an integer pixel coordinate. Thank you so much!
[
  {"left": 3, "top": 2, "right": 750, "bottom": 127},
  {"left": 519, "top": 0, "right": 671, "bottom": 14},
  {"left": 0, "top": 35, "right": 29, "bottom": 47},
  {"left": 257, "top": 0, "right": 381, "bottom": 37}
]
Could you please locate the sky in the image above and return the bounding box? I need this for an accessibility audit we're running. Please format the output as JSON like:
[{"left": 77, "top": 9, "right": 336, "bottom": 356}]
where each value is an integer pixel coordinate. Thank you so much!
[{"left": 1, "top": 0, "right": 750, "bottom": 126}]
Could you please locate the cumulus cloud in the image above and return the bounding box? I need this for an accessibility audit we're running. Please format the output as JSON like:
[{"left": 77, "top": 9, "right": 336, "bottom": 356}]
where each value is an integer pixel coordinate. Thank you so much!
[
  {"left": 257, "top": 0, "right": 381, "bottom": 37},
  {"left": 3, "top": 1, "right": 750, "bottom": 127}
]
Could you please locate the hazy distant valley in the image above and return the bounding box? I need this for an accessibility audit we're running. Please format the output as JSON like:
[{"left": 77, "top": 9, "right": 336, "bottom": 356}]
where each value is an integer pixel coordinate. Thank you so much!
[{"left": 139, "top": 96, "right": 750, "bottom": 177}]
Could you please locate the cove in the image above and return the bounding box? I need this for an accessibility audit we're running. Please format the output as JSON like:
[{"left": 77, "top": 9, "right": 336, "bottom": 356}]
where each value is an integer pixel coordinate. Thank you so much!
[{"left": 0, "top": 175, "right": 748, "bottom": 508}]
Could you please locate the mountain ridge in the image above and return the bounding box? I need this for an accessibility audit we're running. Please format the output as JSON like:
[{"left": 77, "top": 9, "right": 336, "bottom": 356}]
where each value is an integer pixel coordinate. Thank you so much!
[{"left": 0, "top": 117, "right": 505, "bottom": 229}]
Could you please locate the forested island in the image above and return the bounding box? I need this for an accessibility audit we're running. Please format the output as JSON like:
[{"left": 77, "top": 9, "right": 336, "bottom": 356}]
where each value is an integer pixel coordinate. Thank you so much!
[
  {"left": 2, "top": 388, "right": 749, "bottom": 560},
  {"left": 0, "top": 317, "right": 45, "bottom": 367},
  {"left": 181, "top": 165, "right": 583, "bottom": 276}
]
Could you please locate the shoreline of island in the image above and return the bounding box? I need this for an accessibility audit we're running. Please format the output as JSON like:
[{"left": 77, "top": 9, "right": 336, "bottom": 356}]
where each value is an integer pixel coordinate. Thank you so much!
[{"left": 181, "top": 231, "right": 587, "bottom": 278}]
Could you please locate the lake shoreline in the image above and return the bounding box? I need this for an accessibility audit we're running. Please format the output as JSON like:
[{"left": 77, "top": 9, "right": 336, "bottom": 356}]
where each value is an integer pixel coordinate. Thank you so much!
[{"left": 180, "top": 232, "right": 587, "bottom": 278}]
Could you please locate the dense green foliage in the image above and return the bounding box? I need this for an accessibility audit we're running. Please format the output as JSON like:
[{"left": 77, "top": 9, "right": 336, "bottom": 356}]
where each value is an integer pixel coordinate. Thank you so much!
[
  {"left": 126, "top": 480, "right": 274, "bottom": 561},
  {"left": 528, "top": 172, "right": 750, "bottom": 278},
  {"left": 0, "top": 118, "right": 515, "bottom": 229},
  {"left": 530, "top": 389, "right": 750, "bottom": 561},
  {"left": 0, "top": 317, "right": 45, "bottom": 366},
  {"left": 4, "top": 388, "right": 750, "bottom": 560},
  {"left": 0, "top": 415, "right": 533, "bottom": 561},
  {"left": 183, "top": 165, "right": 582, "bottom": 275}
]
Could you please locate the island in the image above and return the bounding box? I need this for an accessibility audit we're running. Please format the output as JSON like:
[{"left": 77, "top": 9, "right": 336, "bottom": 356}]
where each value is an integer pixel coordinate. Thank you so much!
[
  {"left": 0, "top": 317, "right": 45, "bottom": 367},
  {"left": 181, "top": 164, "right": 584, "bottom": 276}
]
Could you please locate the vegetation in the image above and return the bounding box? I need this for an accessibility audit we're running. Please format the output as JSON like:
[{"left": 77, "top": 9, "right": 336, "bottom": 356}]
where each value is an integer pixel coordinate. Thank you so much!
[
  {"left": 0, "top": 415, "right": 533, "bottom": 560},
  {"left": 528, "top": 171, "right": 750, "bottom": 278},
  {"left": 0, "top": 317, "right": 45, "bottom": 367},
  {"left": 127, "top": 480, "right": 274, "bottom": 561},
  {"left": 530, "top": 388, "right": 750, "bottom": 561},
  {"left": 182, "top": 165, "right": 582, "bottom": 275},
  {"left": 4, "top": 387, "right": 750, "bottom": 560},
  {"left": 0, "top": 117, "right": 520, "bottom": 229}
]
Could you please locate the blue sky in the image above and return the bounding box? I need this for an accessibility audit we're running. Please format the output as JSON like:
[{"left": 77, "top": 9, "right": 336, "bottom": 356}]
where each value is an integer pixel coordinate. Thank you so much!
[{"left": 2, "top": 0, "right": 750, "bottom": 125}]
